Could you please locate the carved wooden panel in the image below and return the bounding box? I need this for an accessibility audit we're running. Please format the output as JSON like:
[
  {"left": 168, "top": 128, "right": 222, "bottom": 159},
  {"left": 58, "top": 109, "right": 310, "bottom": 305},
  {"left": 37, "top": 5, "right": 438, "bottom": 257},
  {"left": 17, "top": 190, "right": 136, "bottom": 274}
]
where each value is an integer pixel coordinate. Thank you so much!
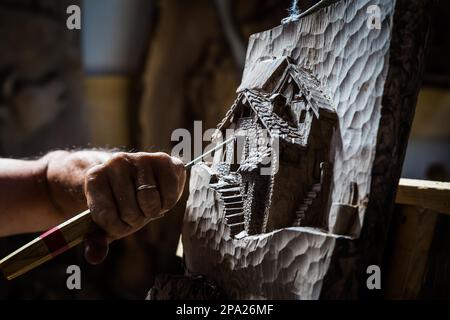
[{"left": 179, "top": 0, "right": 432, "bottom": 299}]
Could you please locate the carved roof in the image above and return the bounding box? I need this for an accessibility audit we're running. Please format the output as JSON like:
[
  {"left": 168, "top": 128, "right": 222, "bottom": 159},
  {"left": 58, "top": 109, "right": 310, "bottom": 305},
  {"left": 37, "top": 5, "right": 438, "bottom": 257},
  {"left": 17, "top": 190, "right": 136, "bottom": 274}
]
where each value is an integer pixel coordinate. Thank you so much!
[
  {"left": 238, "top": 56, "right": 335, "bottom": 116},
  {"left": 217, "top": 90, "right": 306, "bottom": 145},
  {"left": 287, "top": 64, "right": 335, "bottom": 117},
  {"left": 216, "top": 57, "right": 337, "bottom": 146},
  {"left": 237, "top": 57, "right": 289, "bottom": 93}
]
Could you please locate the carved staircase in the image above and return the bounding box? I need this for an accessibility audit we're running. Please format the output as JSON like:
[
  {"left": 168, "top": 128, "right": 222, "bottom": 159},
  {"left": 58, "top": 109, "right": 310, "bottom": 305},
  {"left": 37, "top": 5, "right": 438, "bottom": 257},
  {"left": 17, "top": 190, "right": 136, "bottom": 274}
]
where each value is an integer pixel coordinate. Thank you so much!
[
  {"left": 293, "top": 162, "right": 331, "bottom": 227},
  {"left": 216, "top": 183, "right": 245, "bottom": 236},
  {"left": 293, "top": 183, "right": 322, "bottom": 226}
]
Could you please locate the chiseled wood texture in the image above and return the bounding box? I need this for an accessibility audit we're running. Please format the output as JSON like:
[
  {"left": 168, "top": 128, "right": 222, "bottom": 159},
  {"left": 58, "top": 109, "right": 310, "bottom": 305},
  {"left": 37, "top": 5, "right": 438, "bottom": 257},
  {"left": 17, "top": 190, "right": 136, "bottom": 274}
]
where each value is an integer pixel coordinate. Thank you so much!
[
  {"left": 321, "top": 0, "right": 433, "bottom": 299},
  {"left": 182, "top": 0, "right": 432, "bottom": 299},
  {"left": 241, "top": 0, "right": 395, "bottom": 235},
  {"left": 183, "top": 165, "right": 340, "bottom": 299}
]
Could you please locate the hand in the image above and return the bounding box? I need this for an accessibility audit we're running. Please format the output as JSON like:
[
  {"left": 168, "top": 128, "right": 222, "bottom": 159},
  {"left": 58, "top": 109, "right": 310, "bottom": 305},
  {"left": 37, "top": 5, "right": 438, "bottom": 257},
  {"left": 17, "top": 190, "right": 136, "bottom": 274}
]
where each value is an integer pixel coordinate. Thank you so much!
[{"left": 83, "top": 152, "right": 186, "bottom": 264}]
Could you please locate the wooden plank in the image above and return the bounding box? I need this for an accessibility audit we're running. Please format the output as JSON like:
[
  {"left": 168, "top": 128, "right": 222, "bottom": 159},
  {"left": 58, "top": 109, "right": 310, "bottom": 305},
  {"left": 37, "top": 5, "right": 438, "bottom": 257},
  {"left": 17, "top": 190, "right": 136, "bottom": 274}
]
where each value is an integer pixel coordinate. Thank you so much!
[
  {"left": 396, "top": 178, "right": 450, "bottom": 214},
  {"left": 384, "top": 205, "right": 438, "bottom": 299},
  {"left": 420, "top": 214, "right": 450, "bottom": 298}
]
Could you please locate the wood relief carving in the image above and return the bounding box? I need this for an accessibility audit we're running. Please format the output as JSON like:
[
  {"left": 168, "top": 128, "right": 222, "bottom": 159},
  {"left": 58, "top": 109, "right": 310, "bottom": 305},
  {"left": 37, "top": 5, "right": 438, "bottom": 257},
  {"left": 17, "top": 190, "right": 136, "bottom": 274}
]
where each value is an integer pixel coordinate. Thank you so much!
[
  {"left": 150, "top": 0, "right": 431, "bottom": 300},
  {"left": 213, "top": 57, "right": 338, "bottom": 237}
]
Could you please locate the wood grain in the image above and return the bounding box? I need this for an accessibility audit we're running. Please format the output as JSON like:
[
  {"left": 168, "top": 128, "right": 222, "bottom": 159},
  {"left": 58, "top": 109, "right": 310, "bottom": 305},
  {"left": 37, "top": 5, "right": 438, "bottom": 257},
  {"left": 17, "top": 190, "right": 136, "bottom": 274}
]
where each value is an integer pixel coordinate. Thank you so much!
[
  {"left": 322, "top": 0, "right": 433, "bottom": 299},
  {"left": 183, "top": 165, "right": 341, "bottom": 299}
]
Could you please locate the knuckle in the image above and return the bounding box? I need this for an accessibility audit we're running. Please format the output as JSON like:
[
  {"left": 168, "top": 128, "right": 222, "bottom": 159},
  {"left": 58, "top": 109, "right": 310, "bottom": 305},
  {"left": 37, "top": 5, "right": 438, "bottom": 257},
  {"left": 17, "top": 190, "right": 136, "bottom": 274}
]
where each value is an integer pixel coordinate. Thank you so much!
[
  {"left": 154, "top": 152, "right": 171, "bottom": 160},
  {"left": 153, "top": 152, "right": 173, "bottom": 168},
  {"left": 134, "top": 154, "right": 152, "bottom": 168},
  {"left": 85, "top": 166, "right": 105, "bottom": 190},
  {"left": 170, "top": 156, "right": 184, "bottom": 169},
  {"left": 86, "top": 165, "right": 104, "bottom": 179},
  {"left": 108, "top": 152, "right": 131, "bottom": 168}
]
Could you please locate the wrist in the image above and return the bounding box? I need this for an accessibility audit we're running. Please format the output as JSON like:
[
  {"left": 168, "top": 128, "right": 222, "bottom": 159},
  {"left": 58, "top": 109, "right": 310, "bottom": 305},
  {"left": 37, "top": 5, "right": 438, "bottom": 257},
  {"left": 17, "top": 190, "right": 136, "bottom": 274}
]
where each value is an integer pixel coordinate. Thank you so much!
[{"left": 44, "top": 150, "right": 110, "bottom": 219}]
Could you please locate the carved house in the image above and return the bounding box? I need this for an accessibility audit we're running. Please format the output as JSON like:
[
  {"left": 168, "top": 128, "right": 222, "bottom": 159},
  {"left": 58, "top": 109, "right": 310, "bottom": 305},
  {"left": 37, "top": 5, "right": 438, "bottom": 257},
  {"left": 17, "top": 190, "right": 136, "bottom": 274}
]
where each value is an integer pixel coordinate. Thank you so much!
[{"left": 211, "top": 57, "right": 338, "bottom": 237}]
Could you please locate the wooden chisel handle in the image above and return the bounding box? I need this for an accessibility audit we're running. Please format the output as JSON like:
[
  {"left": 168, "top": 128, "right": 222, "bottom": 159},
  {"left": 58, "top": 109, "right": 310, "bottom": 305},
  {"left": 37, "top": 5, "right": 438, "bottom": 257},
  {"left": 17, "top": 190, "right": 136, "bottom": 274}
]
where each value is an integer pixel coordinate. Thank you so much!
[{"left": 0, "top": 210, "right": 97, "bottom": 280}]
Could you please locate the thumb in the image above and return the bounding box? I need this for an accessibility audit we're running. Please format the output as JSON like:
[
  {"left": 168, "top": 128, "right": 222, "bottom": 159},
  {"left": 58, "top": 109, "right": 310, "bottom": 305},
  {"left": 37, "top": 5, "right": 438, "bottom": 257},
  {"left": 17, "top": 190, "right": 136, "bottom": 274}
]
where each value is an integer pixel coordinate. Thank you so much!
[{"left": 84, "top": 231, "right": 109, "bottom": 265}]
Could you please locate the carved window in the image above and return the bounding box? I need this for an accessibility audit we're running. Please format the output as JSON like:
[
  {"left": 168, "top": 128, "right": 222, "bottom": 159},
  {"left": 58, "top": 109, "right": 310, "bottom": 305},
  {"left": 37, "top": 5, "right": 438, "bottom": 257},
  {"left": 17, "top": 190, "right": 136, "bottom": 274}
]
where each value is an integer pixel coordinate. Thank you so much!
[
  {"left": 241, "top": 103, "right": 252, "bottom": 118},
  {"left": 299, "top": 109, "right": 307, "bottom": 123},
  {"left": 231, "top": 140, "right": 240, "bottom": 171}
]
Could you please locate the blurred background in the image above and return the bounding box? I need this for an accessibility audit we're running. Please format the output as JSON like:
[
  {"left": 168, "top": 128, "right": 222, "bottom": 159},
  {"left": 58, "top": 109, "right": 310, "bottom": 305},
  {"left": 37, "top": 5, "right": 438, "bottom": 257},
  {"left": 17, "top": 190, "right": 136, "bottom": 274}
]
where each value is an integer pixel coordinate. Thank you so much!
[{"left": 0, "top": 0, "right": 448, "bottom": 299}]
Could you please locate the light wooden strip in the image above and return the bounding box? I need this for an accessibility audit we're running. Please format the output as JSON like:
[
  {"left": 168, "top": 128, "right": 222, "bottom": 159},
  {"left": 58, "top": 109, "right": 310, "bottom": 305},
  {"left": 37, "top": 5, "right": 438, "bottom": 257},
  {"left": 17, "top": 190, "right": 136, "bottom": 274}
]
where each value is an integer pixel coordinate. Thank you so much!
[{"left": 396, "top": 178, "right": 450, "bottom": 214}]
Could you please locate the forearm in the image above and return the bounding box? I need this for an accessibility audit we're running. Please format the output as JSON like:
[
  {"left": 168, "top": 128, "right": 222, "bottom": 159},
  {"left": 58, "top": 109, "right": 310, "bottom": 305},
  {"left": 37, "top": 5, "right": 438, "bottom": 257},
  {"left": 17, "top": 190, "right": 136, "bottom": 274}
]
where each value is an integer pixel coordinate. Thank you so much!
[
  {"left": 0, "top": 150, "right": 111, "bottom": 236},
  {"left": 0, "top": 157, "right": 52, "bottom": 236}
]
